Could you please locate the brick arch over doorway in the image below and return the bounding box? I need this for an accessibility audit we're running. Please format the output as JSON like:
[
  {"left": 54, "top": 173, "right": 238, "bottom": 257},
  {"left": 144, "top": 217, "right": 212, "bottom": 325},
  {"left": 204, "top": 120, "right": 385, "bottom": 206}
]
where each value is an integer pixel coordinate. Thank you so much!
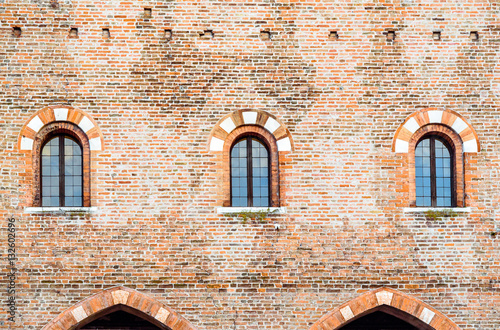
[
  {"left": 308, "top": 288, "right": 461, "bottom": 330},
  {"left": 42, "top": 286, "right": 198, "bottom": 330}
]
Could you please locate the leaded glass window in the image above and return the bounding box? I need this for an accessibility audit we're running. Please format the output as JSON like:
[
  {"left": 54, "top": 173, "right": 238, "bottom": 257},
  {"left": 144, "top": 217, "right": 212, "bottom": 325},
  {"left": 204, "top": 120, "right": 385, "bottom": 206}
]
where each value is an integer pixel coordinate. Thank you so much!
[
  {"left": 415, "top": 136, "right": 454, "bottom": 207},
  {"left": 41, "top": 136, "right": 83, "bottom": 207},
  {"left": 231, "top": 137, "right": 270, "bottom": 207}
]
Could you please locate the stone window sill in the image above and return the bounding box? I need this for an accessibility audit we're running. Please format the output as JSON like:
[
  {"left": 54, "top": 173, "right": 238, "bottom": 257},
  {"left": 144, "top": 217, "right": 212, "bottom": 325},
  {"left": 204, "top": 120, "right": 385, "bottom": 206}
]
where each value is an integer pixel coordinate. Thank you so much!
[
  {"left": 403, "top": 207, "right": 471, "bottom": 213},
  {"left": 25, "top": 207, "right": 98, "bottom": 214},
  {"left": 217, "top": 207, "right": 286, "bottom": 215}
]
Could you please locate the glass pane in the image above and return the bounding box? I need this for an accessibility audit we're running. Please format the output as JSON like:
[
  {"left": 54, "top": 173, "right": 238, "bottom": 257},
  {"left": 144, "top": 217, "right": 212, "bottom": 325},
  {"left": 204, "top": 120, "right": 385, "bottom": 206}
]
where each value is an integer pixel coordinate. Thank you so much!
[
  {"left": 230, "top": 139, "right": 248, "bottom": 206},
  {"left": 250, "top": 138, "right": 269, "bottom": 207},
  {"left": 233, "top": 198, "right": 246, "bottom": 207},
  {"left": 254, "top": 198, "right": 267, "bottom": 207},
  {"left": 50, "top": 197, "right": 59, "bottom": 207},
  {"left": 50, "top": 186, "right": 59, "bottom": 196},
  {"left": 41, "top": 137, "right": 60, "bottom": 206},
  {"left": 415, "top": 139, "right": 432, "bottom": 206},
  {"left": 64, "top": 138, "right": 83, "bottom": 206},
  {"left": 42, "top": 166, "right": 50, "bottom": 175},
  {"left": 435, "top": 138, "right": 452, "bottom": 207},
  {"left": 239, "top": 146, "right": 246, "bottom": 157}
]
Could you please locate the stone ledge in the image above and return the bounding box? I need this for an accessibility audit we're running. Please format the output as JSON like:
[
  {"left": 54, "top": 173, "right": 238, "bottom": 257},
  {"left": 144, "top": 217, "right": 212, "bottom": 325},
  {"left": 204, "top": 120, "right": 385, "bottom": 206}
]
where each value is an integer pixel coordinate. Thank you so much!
[
  {"left": 217, "top": 207, "right": 286, "bottom": 215},
  {"left": 25, "top": 207, "right": 98, "bottom": 214},
  {"left": 403, "top": 207, "right": 471, "bottom": 213}
]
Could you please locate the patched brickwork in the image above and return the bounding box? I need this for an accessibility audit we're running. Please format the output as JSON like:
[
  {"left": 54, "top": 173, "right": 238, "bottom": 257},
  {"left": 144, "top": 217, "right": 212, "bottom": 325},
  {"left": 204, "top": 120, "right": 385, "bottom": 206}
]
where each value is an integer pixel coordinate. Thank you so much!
[{"left": 0, "top": 1, "right": 499, "bottom": 330}]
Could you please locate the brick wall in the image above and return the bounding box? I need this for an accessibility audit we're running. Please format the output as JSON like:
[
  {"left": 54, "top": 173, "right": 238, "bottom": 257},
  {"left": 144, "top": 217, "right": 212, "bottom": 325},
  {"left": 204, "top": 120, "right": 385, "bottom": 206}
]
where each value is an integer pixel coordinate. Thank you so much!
[{"left": 0, "top": 0, "right": 499, "bottom": 329}]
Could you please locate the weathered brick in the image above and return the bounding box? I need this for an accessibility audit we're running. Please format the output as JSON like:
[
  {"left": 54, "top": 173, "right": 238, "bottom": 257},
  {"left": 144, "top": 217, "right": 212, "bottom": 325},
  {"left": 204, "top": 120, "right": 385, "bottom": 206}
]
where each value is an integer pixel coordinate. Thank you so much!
[{"left": 0, "top": 0, "right": 498, "bottom": 329}]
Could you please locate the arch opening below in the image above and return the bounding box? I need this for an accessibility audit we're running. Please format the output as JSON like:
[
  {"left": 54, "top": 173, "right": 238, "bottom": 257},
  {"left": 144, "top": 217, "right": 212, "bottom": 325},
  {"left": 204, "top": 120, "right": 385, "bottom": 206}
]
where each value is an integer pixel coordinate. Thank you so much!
[
  {"left": 338, "top": 305, "right": 434, "bottom": 330},
  {"left": 75, "top": 305, "right": 169, "bottom": 330}
]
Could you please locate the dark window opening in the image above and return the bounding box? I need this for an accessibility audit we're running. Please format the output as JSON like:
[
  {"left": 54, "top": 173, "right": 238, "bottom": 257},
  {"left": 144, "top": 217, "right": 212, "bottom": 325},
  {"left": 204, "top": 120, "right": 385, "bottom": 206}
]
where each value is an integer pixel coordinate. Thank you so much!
[
  {"left": 41, "top": 135, "right": 83, "bottom": 207},
  {"left": 231, "top": 137, "right": 270, "bottom": 207},
  {"left": 415, "top": 136, "right": 454, "bottom": 207},
  {"left": 79, "top": 310, "right": 162, "bottom": 329},
  {"left": 339, "top": 311, "right": 422, "bottom": 330},
  {"left": 13, "top": 27, "right": 22, "bottom": 38}
]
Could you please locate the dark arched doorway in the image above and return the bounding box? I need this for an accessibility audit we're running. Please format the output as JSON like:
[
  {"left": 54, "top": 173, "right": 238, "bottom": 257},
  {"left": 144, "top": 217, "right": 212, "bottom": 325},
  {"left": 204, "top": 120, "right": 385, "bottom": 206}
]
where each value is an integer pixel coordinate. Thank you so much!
[
  {"left": 338, "top": 305, "right": 434, "bottom": 330},
  {"left": 75, "top": 305, "right": 168, "bottom": 330}
]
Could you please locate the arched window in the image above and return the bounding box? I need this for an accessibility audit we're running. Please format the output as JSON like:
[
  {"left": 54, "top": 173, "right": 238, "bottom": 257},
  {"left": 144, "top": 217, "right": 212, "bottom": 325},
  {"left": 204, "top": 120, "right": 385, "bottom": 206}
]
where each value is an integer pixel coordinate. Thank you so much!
[
  {"left": 394, "top": 109, "right": 480, "bottom": 208},
  {"left": 222, "top": 125, "right": 281, "bottom": 208},
  {"left": 407, "top": 124, "right": 465, "bottom": 208},
  {"left": 32, "top": 121, "right": 91, "bottom": 207},
  {"left": 41, "top": 135, "right": 83, "bottom": 207},
  {"left": 415, "top": 136, "right": 454, "bottom": 207},
  {"left": 231, "top": 136, "right": 270, "bottom": 207}
]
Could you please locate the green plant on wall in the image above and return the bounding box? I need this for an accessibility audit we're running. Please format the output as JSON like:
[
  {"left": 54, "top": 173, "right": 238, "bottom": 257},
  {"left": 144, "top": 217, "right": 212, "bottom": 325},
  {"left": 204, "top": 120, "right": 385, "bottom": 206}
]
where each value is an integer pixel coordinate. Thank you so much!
[
  {"left": 423, "top": 209, "right": 459, "bottom": 220},
  {"left": 227, "top": 208, "right": 278, "bottom": 223}
]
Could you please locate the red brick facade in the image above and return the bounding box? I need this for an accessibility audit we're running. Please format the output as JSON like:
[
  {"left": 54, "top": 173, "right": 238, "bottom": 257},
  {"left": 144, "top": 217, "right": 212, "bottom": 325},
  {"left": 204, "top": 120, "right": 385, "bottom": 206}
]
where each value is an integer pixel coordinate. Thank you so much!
[{"left": 1, "top": 0, "right": 499, "bottom": 329}]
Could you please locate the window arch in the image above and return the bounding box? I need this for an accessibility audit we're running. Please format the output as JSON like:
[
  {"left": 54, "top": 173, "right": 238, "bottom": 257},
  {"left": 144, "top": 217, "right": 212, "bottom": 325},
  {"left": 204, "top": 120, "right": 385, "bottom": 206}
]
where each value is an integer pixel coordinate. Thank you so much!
[
  {"left": 33, "top": 122, "right": 91, "bottom": 207},
  {"left": 409, "top": 124, "right": 464, "bottom": 207},
  {"left": 223, "top": 125, "right": 280, "bottom": 207},
  {"left": 231, "top": 136, "right": 270, "bottom": 207}
]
